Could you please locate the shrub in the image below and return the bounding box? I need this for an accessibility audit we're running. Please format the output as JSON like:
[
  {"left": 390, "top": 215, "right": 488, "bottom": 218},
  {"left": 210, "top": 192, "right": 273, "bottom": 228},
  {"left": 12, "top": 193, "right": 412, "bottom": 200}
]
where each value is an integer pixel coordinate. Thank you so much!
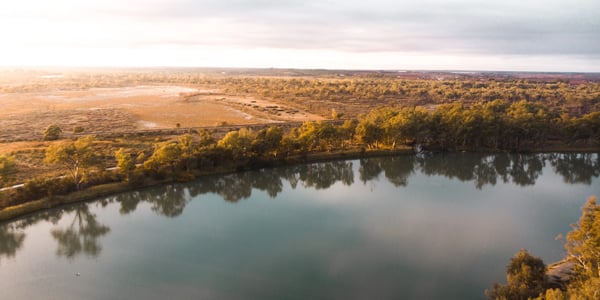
[
  {"left": 486, "top": 249, "right": 548, "bottom": 299},
  {"left": 43, "top": 124, "right": 62, "bottom": 141},
  {"left": 15, "top": 177, "right": 75, "bottom": 201},
  {"left": 0, "top": 154, "right": 16, "bottom": 183}
]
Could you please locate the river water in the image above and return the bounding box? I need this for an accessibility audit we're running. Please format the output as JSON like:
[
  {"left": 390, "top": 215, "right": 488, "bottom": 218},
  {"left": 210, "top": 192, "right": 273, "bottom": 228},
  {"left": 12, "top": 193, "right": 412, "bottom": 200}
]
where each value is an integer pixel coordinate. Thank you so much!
[{"left": 1, "top": 153, "right": 599, "bottom": 299}]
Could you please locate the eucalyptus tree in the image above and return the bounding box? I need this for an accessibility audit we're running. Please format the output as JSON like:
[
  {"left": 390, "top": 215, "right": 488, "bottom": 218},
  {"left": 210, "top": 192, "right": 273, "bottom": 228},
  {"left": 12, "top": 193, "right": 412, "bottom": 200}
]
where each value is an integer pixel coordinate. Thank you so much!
[
  {"left": 44, "top": 135, "right": 98, "bottom": 190},
  {"left": 566, "top": 196, "right": 600, "bottom": 281}
]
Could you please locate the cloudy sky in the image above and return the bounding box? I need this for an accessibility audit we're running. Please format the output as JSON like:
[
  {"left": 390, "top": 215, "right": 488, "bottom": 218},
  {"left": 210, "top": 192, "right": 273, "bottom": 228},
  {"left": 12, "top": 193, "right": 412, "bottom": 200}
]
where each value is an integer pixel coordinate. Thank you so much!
[{"left": 1, "top": 0, "right": 598, "bottom": 71}]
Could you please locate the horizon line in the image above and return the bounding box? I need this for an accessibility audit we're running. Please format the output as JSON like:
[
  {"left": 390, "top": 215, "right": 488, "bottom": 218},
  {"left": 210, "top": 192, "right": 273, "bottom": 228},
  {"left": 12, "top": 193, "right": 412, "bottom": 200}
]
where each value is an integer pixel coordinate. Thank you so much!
[{"left": 1, "top": 65, "right": 599, "bottom": 74}]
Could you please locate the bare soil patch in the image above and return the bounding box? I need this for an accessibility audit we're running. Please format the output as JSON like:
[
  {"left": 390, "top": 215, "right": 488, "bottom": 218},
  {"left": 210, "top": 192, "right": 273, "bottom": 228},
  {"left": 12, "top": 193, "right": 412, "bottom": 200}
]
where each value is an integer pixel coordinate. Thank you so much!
[
  {"left": 0, "top": 85, "right": 323, "bottom": 142},
  {"left": 181, "top": 91, "right": 324, "bottom": 124}
]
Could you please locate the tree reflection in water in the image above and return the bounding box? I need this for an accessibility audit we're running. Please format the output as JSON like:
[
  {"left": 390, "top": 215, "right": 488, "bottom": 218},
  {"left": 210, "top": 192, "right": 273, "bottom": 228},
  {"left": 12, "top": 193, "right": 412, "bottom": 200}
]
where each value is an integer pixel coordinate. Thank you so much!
[
  {"left": 146, "top": 184, "right": 189, "bottom": 217},
  {"left": 112, "top": 184, "right": 191, "bottom": 217},
  {"left": 184, "top": 161, "right": 354, "bottom": 203},
  {"left": 295, "top": 161, "right": 354, "bottom": 189},
  {"left": 359, "top": 156, "right": 415, "bottom": 187},
  {"left": 359, "top": 158, "right": 383, "bottom": 184},
  {"left": 115, "top": 191, "right": 143, "bottom": 215},
  {"left": 549, "top": 153, "right": 600, "bottom": 184},
  {"left": 107, "top": 152, "right": 600, "bottom": 214},
  {"left": 407, "top": 153, "right": 599, "bottom": 189},
  {"left": 0, "top": 223, "right": 25, "bottom": 264},
  {"left": 414, "top": 153, "right": 544, "bottom": 188},
  {"left": 248, "top": 169, "right": 284, "bottom": 197},
  {"left": 0, "top": 204, "right": 111, "bottom": 261},
  {"left": 50, "top": 204, "right": 110, "bottom": 259},
  {"left": 1, "top": 152, "right": 598, "bottom": 261}
]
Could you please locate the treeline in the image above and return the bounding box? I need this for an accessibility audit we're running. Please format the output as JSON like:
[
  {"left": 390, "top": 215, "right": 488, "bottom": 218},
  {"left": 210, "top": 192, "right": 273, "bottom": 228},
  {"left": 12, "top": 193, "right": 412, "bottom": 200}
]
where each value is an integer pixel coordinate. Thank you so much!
[
  {"left": 216, "top": 77, "right": 600, "bottom": 111},
  {"left": 355, "top": 100, "right": 600, "bottom": 150},
  {"left": 2, "top": 70, "right": 600, "bottom": 117},
  {"left": 194, "top": 76, "right": 600, "bottom": 118},
  {"left": 1, "top": 100, "right": 599, "bottom": 208}
]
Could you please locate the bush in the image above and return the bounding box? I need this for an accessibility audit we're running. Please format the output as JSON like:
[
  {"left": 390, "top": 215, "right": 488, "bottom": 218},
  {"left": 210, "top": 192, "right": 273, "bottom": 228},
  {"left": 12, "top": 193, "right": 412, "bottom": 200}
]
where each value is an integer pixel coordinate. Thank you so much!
[
  {"left": 127, "top": 169, "right": 146, "bottom": 186},
  {"left": 486, "top": 249, "right": 548, "bottom": 299},
  {"left": 44, "top": 177, "right": 77, "bottom": 196},
  {"left": 0, "top": 154, "right": 16, "bottom": 183},
  {"left": 43, "top": 124, "right": 62, "bottom": 141},
  {"left": 15, "top": 177, "right": 75, "bottom": 201},
  {"left": 0, "top": 189, "right": 20, "bottom": 208},
  {"left": 84, "top": 170, "right": 119, "bottom": 187}
]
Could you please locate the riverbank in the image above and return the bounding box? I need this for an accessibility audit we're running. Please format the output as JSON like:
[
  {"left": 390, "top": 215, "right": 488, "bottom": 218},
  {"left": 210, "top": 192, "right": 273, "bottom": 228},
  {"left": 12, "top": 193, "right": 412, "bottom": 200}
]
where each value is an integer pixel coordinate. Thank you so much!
[
  {"left": 0, "top": 147, "right": 414, "bottom": 222},
  {"left": 3, "top": 145, "right": 600, "bottom": 222},
  {"left": 547, "top": 260, "right": 576, "bottom": 290}
]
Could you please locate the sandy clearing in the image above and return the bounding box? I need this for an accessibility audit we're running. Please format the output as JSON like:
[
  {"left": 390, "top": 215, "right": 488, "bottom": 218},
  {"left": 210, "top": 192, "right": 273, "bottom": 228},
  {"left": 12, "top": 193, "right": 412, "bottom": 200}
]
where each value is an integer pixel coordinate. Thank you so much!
[
  {"left": 44, "top": 85, "right": 200, "bottom": 102},
  {"left": 184, "top": 92, "right": 324, "bottom": 123},
  {"left": 0, "top": 85, "right": 324, "bottom": 142}
]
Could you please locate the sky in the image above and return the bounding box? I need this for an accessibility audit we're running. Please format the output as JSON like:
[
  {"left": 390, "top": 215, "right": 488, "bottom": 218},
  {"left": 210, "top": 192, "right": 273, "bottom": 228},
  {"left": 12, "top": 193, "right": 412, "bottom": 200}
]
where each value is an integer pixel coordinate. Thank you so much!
[{"left": 0, "top": 0, "right": 598, "bottom": 72}]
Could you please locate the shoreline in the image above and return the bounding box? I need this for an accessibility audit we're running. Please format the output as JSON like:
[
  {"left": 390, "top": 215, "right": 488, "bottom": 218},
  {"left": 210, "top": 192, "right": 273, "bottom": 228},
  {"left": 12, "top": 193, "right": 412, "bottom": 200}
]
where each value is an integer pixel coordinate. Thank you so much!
[
  {"left": 1, "top": 146, "right": 598, "bottom": 223},
  {"left": 0, "top": 148, "right": 414, "bottom": 222}
]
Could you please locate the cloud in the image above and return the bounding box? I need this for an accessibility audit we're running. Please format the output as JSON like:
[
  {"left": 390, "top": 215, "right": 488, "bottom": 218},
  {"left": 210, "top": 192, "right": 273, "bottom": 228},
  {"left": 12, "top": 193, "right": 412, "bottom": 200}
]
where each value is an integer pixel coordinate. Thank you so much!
[
  {"left": 1, "top": 0, "right": 599, "bottom": 69},
  {"left": 106, "top": 0, "right": 597, "bottom": 57}
]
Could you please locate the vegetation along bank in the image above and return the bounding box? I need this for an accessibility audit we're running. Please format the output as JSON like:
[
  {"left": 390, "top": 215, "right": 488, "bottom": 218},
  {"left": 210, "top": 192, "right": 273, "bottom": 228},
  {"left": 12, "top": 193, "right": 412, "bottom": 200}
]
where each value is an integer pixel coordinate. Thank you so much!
[{"left": 1, "top": 99, "right": 599, "bottom": 220}]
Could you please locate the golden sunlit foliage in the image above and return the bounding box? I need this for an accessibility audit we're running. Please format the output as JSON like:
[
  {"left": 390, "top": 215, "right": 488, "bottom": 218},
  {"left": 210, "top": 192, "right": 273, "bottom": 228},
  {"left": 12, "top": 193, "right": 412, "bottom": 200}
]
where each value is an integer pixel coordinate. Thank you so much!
[
  {"left": 0, "top": 154, "right": 16, "bottom": 182},
  {"left": 488, "top": 197, "right": 600, "bottom": 299},
  {"left": 486, "top": 249, "right": 548, "bottom": 300},
  {"left": 44, "top": 136, "right": 98, "bottom": 190}
]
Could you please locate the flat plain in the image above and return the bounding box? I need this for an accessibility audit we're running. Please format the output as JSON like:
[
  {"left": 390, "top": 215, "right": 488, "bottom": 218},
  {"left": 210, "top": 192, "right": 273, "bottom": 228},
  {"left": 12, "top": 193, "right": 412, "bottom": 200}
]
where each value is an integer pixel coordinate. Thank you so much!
[
  {"left": 0, "top": 82, "right": 323, "bottom": 143},
  {"left": 1, "top": 67, "right": 599, "bottom": 188}
]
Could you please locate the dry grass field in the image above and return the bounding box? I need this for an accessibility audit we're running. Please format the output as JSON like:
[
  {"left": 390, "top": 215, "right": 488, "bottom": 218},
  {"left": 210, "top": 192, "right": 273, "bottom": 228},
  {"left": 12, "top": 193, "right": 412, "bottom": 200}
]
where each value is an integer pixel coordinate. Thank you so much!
[
  {"left": 0, "top": 70, "right": 326, "bottom": 187},
  {"left": 0, "top": 83, "right": 323, "bottom": 144}
]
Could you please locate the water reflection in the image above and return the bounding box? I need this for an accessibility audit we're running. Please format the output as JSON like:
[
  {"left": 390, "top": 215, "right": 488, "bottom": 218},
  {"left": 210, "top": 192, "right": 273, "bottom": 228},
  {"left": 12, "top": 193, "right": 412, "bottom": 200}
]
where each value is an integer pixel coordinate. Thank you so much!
[
  {"left": 359, "top": 156, "right": 415, "bottom": 187},
  {"left": 548, "top": 153, "right": 600, "bottom": 184},
  {"left": 296, "top": 160, "right": 354, "bottom": 189},
  {"left": 416, "top": 152, "right": 598, "bottom": 188},
  {"left": 185, "top": 160, "right": 354, "bottom": 203},
  {"left": 0, "top": 203, "right": 110, "bottom": 260},
  {"left": 50, "top": 204, "right": 110, "bottom": 259},
  {"left": 108, "top": 153, "right": 596, "bottom": 222},
  {"left": 0, "top": 223, "right": 25, "bottom": 264},
  {"left": 1, "top": 152, "right": 598, "bottom": 262},
  {"left": 147, "top": 184, "right": 190, "bottom": 217},
  {"left": 415, "top": 153, "right": 547, "bottom": 188}
]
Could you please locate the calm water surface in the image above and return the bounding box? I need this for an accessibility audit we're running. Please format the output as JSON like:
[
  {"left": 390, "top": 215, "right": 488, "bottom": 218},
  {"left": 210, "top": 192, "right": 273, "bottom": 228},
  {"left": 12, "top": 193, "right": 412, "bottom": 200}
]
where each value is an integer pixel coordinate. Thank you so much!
[{"left": 1, "top": 153, "right": 599, "bottom": 299}]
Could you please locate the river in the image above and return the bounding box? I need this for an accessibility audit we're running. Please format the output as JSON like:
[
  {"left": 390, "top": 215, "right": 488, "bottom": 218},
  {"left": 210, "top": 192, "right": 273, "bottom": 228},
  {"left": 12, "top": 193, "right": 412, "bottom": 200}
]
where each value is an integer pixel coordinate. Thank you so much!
[{"left": 1, "top": 152, "right": 599, "bottom": 299}]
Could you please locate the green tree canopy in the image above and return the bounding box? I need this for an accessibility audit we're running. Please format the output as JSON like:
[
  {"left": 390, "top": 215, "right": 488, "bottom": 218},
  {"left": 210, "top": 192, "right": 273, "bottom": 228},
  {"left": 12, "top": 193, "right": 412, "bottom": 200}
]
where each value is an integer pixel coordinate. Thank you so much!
[
  {"left": 143, "top": 141, "right": 183, "bottom": 175},
  {"left": 44, "top": 136, "right": 98, "bottom": 190},
  {"left": 486, "top": 249, "right": 548, "bottom": 300},
  {"left": 43, "top": 124, "right": 62, "bottom": 141},
  {"left": 566, "top": 196, "right": 600, "bottom": 279},
  {"left": 115, "top": 148, "right": 135, "bottom": 181},
  {"left": 252, "top": 126, "right": 283, "bottom": 156},
  {"left": 217, "top": 128, "right": 254, "bottom": 159}
]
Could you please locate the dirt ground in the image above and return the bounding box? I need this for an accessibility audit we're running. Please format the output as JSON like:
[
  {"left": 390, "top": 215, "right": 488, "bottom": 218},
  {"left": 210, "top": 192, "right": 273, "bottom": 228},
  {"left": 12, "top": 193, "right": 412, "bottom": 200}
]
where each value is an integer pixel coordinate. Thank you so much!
[{"left": 0, "top": 85, "right": 324, "bottom": 143}]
